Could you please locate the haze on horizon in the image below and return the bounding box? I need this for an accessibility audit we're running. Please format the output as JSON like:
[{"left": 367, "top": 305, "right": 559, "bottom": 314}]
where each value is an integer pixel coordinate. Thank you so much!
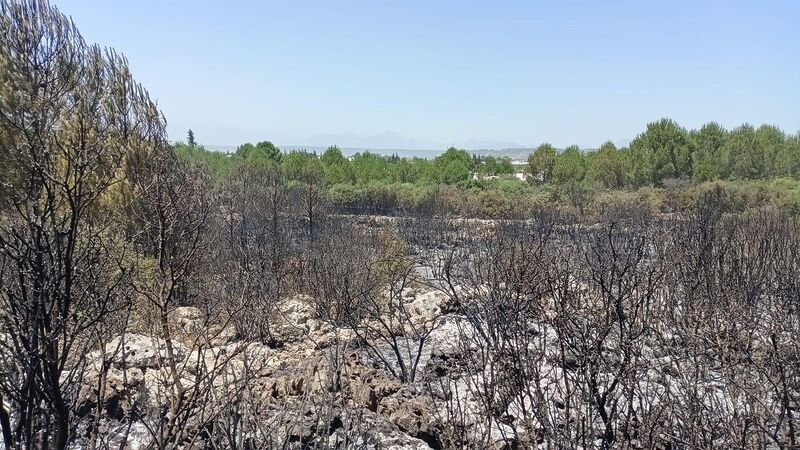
[{"left": 55, "top": 0, "right": 799, "bottom": 150}]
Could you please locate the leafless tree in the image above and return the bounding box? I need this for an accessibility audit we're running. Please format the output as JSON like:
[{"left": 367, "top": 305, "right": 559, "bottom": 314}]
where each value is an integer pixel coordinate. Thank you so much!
[
  {"left": 295, "top": 164, "right": 327, "bottom": 243},
  {"left": 218, "top": 162, "right": 296, "bottom": 344}
]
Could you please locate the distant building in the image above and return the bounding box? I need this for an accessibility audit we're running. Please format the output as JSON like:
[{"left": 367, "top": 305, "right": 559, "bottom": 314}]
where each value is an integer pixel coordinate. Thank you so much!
[{"left": 472, "top": 174, "right": 502, "bottom": 181}]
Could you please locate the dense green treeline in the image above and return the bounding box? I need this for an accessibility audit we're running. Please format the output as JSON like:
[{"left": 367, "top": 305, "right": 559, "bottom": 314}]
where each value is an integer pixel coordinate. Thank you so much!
[
  {"left": 177, "top": 119, "right": 800, "bottom": 217},
  {"left": 180, "top": 119, "right": 800, "bottom": 187},
  {"left": 176, "top": 142, "right": 516, "bottom": 185},
  {"left": 525, "top": 119, "right": 800, "bottom": 187}
]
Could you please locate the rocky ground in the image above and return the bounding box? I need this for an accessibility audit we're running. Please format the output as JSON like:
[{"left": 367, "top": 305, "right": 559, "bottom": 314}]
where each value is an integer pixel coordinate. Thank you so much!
[
  {"left": 77, "top": 289, "right": 489, "bottom": 450},
  {"left": 74, "top": 281, "right": 790, "bottom": 450}
]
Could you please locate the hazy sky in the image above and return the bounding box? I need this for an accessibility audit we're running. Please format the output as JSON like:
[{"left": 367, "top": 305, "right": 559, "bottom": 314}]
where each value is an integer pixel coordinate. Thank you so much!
[{"left": 55, "top": 0, "right": 799, "bottom": 150}]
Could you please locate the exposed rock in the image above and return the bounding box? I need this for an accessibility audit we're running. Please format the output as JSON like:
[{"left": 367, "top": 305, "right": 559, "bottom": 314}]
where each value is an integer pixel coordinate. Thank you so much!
[
  {"left": 97, "top": 420, "right": 152, "bottom": 449},
  {"left": 169, "top": 306, "right": 206, "bottom": 335},
  {"left": 343, "top": 355, "right": 403, "bottom": 411},
  {"left": 207, "top": 323, "right": 239, "bottom": 346},
  {"left": 312, "top": 326, "right": 357, "bottom": 350},
  {"left": 141, "top": 366, "right": 195, "bottom": 409},
  {"left": 405, "top": 289, "right": 449, "bottom": 327},
  {"left": 182, "top": 342, "right": 248, "bottom": 376},
  {"left": 78, "top": 366, "right": 146, "bottom": 419},
  {"left": 272, "top": 294, "right": 320, "bottom": 344},
  {"left": 167, "top": 306, "right": 242, "bottom": 347},
  {"left": 91, "top": 334, "right": 189, "bottom": 371},
  {"left": 379, "top": 386, "right": 442, "bottom": 448},
  {"left": 327, "top": 408, "right": 435, "bottom": 450},
  {"left": 427, "top": 314, "right": 475, "bottom": 359},
  {"left": 74, "top": 288, "right": 556, "bottom": 449}
]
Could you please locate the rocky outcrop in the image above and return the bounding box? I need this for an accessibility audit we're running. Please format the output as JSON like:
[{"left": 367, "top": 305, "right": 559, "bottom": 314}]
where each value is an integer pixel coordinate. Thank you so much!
[
  {"left": 79, "top": 288, "right": 462, "bottom": 449},
  {"left": 169, "top": 306, "right": 206, "bottom": 336},
  {"left": 79, "top": 334, "right": 189, "bottom": 418},
  {"left": 89, "top": 334, "right": 189, "bottom": 371},
  {"left": 327, "top": 408, "right": 436, "bottom": 450},
  {"left": 379, "top": 385, "right": 443, "bottom": 449},
  {"left": 78, "top": 366, "right": 146, "bottom": 419},
  {"left": 167, "top": 306, "right": 241, "bottom": 347}
]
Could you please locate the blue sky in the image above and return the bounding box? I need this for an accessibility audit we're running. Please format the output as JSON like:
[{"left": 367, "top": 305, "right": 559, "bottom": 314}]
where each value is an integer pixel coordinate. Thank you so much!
[{"left": 55, "top": 0, "right": 799, "bottom": 150}]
